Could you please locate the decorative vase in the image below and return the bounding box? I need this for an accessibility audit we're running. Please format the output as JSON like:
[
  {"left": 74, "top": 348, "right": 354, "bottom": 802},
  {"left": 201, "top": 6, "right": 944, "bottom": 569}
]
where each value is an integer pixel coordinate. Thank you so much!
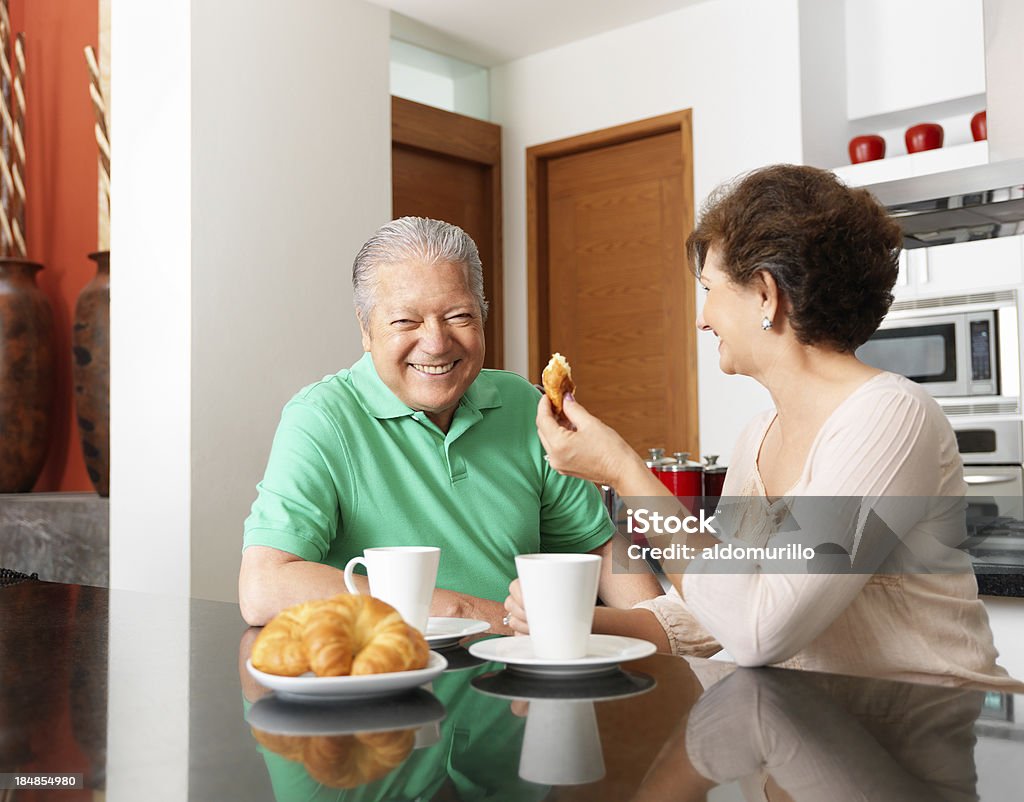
[
  {"left": 905, "top": 123, "right": 944, "bottom": 154},
  {"left": 848, "top": 134, "right": 886, "bottom": 164},
  {"left": 971, "top": 111, "right": 987, "bottom": 142},
  {"left": 0, "top": 258, "right": 56, "bottom": 492},
  {"left": 72, "top": 251, "right": 110, "bottom": 497}
]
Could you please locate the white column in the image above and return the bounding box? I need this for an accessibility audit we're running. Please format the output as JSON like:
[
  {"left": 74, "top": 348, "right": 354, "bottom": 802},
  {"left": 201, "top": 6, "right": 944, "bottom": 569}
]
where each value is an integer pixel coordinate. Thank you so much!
[{"left": 109, "top": 0, "right": 193, "bottom": 597}]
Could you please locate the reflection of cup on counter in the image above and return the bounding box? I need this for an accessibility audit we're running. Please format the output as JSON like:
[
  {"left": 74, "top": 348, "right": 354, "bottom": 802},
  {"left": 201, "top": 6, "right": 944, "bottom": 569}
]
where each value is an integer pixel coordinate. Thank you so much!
[
  {"left": 343, "top": 546, "right": 440, "bottom": 632},
  {"left": 413, "top": 682, "right": 442, "bottom": 749},
  {"left": 515, "top": 554, "right": 600, "bottom": 659},
  {"left": 519, "top": 700, "right": 605, "bottom": 785}
]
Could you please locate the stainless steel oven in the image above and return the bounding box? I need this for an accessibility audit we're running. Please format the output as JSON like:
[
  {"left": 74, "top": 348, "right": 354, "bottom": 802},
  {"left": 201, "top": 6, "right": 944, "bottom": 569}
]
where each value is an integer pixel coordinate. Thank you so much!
[
  {"left": 856, "top": 291, "right": 1020, "bottom": 402},
  {"left": 957, "top": 420, "right": 1024, "bottom": 522},
  {"left": 957, "top": 421, "right": 1024, "bottom": 582}
]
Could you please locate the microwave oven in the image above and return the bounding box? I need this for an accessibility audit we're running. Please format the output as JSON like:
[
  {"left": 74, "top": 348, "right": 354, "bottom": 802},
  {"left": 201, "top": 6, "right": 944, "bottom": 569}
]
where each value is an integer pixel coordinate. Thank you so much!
[{"left": 856, "top": 291, "right": 1020, "bottom": 401}]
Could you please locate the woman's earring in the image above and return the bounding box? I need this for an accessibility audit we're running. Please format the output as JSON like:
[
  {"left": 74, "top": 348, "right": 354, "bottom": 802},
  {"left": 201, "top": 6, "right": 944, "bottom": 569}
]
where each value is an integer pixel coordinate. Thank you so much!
[{"left": 761, "top": 316, "right": 773, "bottom": 331}]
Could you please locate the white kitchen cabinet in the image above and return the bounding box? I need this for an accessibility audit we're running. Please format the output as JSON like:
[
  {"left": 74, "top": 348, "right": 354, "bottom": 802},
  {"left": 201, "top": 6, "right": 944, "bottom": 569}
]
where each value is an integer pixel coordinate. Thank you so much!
[
  {"left": 891, "top": 249, "right": 914, "bottom": 300},
  {"left": 845, "top": 0, "right": 985, "bottom": 121},
  {"left": 914, "top": 236, "right": 1024, "bottom": 295}
]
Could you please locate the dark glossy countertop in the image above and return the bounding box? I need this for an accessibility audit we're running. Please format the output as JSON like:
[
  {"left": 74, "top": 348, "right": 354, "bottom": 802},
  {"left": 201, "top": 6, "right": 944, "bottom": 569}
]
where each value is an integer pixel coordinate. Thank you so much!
[{"left": 2, "top": 580, "right": 1023, "bottom": 802}]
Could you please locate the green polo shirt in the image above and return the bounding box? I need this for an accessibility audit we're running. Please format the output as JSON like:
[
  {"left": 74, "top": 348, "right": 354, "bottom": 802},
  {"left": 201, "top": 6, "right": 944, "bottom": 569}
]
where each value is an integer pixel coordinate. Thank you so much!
[{"left": 243, "top": 352, "right": 613, "bottom": 601}]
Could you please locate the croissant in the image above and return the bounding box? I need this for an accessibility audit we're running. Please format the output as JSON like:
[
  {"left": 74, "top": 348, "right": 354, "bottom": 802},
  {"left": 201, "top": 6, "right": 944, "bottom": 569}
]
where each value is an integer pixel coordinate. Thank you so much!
[
  {"left": 251, "top": 594, "right": 429, "bottom": 677},
  {"left": 542, "top": 352, "right": 575, "bottom": 421},
  {"left": 251, "top": 728, "right": 415, "bottom": 789}
]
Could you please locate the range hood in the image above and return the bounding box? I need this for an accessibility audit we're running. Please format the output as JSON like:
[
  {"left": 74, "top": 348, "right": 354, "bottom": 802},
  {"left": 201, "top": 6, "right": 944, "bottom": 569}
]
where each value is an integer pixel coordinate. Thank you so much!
[
  {"left": 871, "top": 160, "right": 1024, "bottom": 249},
  {"left": 864, "top": 0, "right": 1024, "bottom": 250}
]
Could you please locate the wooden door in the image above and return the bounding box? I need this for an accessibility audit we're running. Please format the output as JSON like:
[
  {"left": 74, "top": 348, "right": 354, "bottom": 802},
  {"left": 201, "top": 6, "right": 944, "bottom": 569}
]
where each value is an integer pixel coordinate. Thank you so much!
[
  {"left": 392, "top": 97, "right": 504, "bottom": 368},
  {"left": 528, "top": 112, "right": 697, "bottom": 457}
]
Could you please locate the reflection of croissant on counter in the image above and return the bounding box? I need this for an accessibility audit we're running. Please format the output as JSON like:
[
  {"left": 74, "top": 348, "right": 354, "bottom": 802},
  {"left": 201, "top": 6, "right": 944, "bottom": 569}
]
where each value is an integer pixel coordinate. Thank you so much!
[
  {"left": 251, "top": 594, "right": 429, "bottom": 677},
  {"left": 252, "top": 727, "right": 415, "bottom": 789}
]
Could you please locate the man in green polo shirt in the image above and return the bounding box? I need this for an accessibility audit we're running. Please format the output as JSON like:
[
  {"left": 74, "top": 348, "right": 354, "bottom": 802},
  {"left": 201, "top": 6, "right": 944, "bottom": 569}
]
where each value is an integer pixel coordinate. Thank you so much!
[{"left": 239, "top": 217, "right": 660, "bottom": 628}]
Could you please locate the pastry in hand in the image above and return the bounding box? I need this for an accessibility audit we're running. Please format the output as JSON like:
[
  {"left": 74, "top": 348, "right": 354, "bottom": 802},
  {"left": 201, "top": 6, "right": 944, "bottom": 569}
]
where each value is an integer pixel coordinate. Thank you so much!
[
  {"left": 251, "top": 594, "right": 429, "bottom": 677},
  {"left": 542, "top": 352, "right": 576, "bottom": 422}
]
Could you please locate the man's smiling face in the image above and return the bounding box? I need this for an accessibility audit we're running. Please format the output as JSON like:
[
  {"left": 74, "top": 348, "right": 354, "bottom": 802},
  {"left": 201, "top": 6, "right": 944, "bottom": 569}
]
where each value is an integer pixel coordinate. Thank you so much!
[{"left": 359, "top": 259, "right": 485, "bottom": 432}]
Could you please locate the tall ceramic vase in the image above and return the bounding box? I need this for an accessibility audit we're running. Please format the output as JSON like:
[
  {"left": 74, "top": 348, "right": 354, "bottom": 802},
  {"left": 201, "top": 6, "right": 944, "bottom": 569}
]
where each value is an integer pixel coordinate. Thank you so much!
[
  {"left": 72, "top": 251, "right": 110, "bottom": 497},
  {"left": 0, "top": 258, "right": 56, "bottom": 492}
]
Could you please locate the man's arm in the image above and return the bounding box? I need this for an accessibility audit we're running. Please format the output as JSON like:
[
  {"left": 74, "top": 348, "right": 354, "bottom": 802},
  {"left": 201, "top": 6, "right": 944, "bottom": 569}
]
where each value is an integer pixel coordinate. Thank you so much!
[
  {"left": 239, "top": 546, "right": 358, "bottom": 625},
  {"left": 239, "top": 545, "right": 514, "bottom": 632},
  {"left": 590, "top": 536, "right": 663, "bottom": 608}
]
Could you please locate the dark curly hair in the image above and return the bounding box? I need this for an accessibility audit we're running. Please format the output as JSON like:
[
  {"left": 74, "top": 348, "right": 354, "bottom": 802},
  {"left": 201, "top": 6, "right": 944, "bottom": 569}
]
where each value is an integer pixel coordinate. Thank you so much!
[{"left": 686, "top": 164, "right": 902, "bottom": 352}]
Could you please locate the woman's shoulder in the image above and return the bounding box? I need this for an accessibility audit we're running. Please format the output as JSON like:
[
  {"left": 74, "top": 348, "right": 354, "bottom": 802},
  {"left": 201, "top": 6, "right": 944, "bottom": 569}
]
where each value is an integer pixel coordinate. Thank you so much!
[
  {"left": 833, "top": 371, "right": 947, "bottom": 430},
  {"left": 812, "top": 371, "right": 962, "bottom": 494}
]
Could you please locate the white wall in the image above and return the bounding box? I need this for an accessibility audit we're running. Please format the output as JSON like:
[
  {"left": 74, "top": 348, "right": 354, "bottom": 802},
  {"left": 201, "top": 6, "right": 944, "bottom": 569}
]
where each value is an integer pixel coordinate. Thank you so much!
[
  {"left": 189, "top": 0, "right": 391, "bottom": 602},
  {"left": 491, "top": 0, "right": 801, "bottom": 458},
  {"left": 112, "top": 0, "right": 391, "bottom": 602},
  {"left": 391, "top": 39, "right": 491, "bottom": 120}
]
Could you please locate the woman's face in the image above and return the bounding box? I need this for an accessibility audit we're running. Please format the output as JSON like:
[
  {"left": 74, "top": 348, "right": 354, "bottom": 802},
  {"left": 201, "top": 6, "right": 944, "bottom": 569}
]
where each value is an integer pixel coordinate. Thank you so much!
[{"left": 696, "top": 246, "right": 769, "bottom": 376}]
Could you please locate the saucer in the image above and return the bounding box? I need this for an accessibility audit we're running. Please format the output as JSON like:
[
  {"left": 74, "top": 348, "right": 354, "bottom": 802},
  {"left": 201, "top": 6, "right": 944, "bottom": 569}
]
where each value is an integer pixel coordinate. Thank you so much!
[
  {"left": 425, "top": 617, "right": 490, "bottom": 648},
  {"left": 246, "top": 651, "right": 448, "bottom": 701},
  {"left": 436, "top": 646, "right": 488, "bottom": 672},
  {"left": 471, "top": 668, "right": 656, "bottom": 701},
  {"left": 467, "top": 635, "right": 656, "bottom": 676}
]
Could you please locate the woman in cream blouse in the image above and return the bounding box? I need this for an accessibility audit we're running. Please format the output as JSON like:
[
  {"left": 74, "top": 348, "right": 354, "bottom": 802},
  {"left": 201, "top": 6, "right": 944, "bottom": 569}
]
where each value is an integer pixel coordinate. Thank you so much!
[{"left": 509, "top": 164, "right": 1018, "bottom": 688}]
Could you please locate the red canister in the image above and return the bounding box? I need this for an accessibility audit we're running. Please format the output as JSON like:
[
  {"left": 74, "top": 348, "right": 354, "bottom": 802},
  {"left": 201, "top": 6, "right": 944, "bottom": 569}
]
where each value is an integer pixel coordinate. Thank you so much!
[
  {"left": 658, "top": 457, "right": 703, "bottom": 502},
  {"left": 702, "top": 455, "right": 727, "bottom": 514}
]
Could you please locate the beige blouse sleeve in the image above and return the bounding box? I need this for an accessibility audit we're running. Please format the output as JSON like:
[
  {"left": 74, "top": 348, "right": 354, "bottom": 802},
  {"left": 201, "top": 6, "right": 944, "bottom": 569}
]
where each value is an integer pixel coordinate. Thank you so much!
[{"left": 633, "top": 586, "right": 720, "bottom": 658}]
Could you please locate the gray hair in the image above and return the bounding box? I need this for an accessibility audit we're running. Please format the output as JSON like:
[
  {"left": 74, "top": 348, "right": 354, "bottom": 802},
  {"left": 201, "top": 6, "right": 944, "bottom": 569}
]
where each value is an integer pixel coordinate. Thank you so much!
[{"left": 352, "top": 217, "right": 489, "bottom": 323}]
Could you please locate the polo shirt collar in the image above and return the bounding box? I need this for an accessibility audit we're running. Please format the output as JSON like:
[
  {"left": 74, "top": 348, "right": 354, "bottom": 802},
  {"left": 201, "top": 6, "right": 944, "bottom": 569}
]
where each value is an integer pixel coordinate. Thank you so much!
[{"left": 350, "top": 351, "right": 502, "bottom": 421}]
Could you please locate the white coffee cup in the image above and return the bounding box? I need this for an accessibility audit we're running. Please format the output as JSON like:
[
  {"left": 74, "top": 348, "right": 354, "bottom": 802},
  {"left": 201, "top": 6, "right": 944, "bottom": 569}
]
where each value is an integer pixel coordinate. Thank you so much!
[
  {"left": 343, "top": 546, "right": 440, "bottom": 633},
  {"left": 514, "top": 553, "right": 601, "bottom": 660},
  {"left": 519, "top": 700, "right": 605, "bottom": 785}
]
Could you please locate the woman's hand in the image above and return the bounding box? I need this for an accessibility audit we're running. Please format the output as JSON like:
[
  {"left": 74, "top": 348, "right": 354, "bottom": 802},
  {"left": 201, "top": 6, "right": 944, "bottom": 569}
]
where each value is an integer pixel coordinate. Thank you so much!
[
  {"left": 536, "top": 393, "right": 644, "bottom": 489},
  {"left": 503, "top": 579, "right": 529, "bottom": 635}
]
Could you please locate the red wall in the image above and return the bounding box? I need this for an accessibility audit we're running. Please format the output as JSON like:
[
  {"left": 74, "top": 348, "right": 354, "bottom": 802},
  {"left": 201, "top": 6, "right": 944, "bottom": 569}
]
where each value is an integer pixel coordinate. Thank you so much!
[{"left": 10, "top": 0, "right": 99, "bottom": 492}]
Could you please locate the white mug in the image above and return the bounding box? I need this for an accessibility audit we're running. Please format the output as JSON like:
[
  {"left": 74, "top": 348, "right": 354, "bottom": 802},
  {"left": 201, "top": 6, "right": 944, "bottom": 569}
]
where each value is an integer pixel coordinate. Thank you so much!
[
  {"left": 515, "top": 553, "right": 601, "bottom": 660},
  {"left": 343, "top": 546, "right": 440, "bottom": 633}
]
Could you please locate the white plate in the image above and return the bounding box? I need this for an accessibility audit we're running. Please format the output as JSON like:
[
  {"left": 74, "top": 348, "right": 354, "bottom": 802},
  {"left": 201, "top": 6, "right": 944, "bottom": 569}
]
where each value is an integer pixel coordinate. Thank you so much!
[
  {"left": 246, "top": 651, "right": 448, "bottom": 701},
  {"left": 468, "top": 635, "right": 656, "bottom": 676},
  {"left": 424, "top": 617, "right": 490, "bottom": 648}
]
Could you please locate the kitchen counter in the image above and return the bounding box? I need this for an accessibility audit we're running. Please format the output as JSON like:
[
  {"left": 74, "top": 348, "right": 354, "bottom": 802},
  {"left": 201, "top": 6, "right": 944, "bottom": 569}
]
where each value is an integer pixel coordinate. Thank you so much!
[{"left": 2, "top": 580, "right": 1023, "bottom": 801}]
